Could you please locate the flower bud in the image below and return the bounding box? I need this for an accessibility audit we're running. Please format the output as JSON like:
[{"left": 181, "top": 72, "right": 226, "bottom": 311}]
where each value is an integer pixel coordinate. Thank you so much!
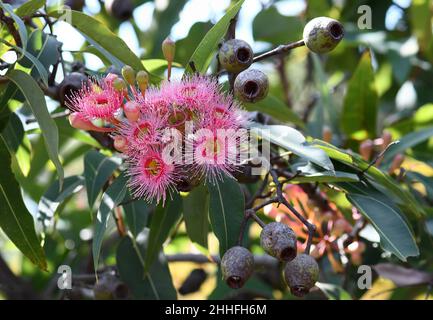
[
  {"left": 284, "top": 254, "right": 319, "bottom": 297},
  {"left": 123, "top": 101, "right": 140, "bottom": 122},
  {"left": 303, "top": 17, "right": 344, "bottom": 54},
  {"left": 162, "top": 37, "right": 176, "bottom": 64},
  {"left": 69, "top": 113, "right": 113, "bottom": 132},
  {"left": 322, "top": 125, "right": 332, "bottom": 143},
  {"left": 221, "top": 246, "right": 254, "bottom": 289},
  {"left": 136, "top": 70, "right": 149, "bottom": 93},
  {"left": 389, "top": 154, "right": 405, "bottom": 174},
  {"left": 359, "top": 139, "right": 374, "bottom": 161},
  {"left": 121, "top": 65, "right": 136, "bottom": 86},
  {"left": 260, "top": 222, "right": 297, "bottom": 262},
  {"left": 234, "top": 69, "right": 269, "bottom": 103},
  {"left": 112, "top": 78, "right": 127, "bottom": 93},
  {"left": 218, "top": 39, "right": 253, "bottom": 73},
  {"left": 113, "top": 135, "right": 128, "bottom": 153}
]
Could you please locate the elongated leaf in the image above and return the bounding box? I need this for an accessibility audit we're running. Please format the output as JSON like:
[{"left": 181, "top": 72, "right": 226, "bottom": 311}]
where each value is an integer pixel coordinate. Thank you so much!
[
  {"left": 291, "top": 171, "right": 359, "bottom": 184},
  {"left": 185, "top": 0, "right": 245, "bottom": 74},
  {"left": 253, "top": 5, "right": 302, "bottom": 45},
  {"left": 117, "top": 235, "right": 176, "bottom": 300},
  {"left": 48, "top": 10, "right": 159, "bottom": 82},
  {"left": 251, "top": 124, "right": 334, "bottom": 171},
  {"left": 341, "top": 50, "right": 378, "bottom": 138},
  {"left": 38, "top": 176, "right": 85, "bottom": 226},
  {"left": 0, "top": 136, "right": 46, "bottom": 270},
  {"left": 244, "top": 94, "right": 304, "bottom": 127},
  {"left": 16, "top": 0, "right": 46, "bottom": 17},
  {"left": 0, "top": 2, "right": 28, "bottom": 55},
  {"left": 6, "top": 70, "right": 63, "bottom": 186},
  {"left": 183, "top": 184, "right": 209, "bottom": 248},
  {"left": 347, "top": 193, "right": 419, "bottom": 261},
  {"left": 93, "top": 174, "right": 128, "bottom": 271},
  {"left": 382, "top": 126, "right": 433, "bottom": 165},
  {"left": 373, "top": 263, "right": 433, "bottom": 287},
  {"left": 84, "top": 150, "right": 119, "bottom": 208},
  {"left": 316, "top": 283, "right": 352, "bottom": 300},
  {"left": 314, "top": 140, "right": 425, "bottom": 218},
  {"left": 123, "top": 198, "right": 153, "bottom": 238},
  {"left": 208, "top": 176, "right": 244, "bottom": 256},
  {"left": 0, "top": 38, "right": 49, "bottom": 86},
  {"left": 144, "top": 194, "right": 182, "bottom": 272}
]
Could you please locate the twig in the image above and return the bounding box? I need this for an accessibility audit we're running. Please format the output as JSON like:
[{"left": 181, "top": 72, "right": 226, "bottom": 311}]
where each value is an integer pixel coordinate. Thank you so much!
[
  {"left": 269, "top": 170, "right": 316, "bottom": 254},
  {"left": 224, "top": 13, "right": 239, "bottom": 94},
  {"left": 0, "top": 8, "right": 22, "bottom": 48},
  {"left": 253, "top": 39, "right": 305, "bottom": 63}
]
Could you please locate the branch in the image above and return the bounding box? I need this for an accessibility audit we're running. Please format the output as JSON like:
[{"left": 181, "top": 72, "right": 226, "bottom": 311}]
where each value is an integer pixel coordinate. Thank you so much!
[
  {"left": 269, "top": 169, "right": 316, "bottom": 254},
  {"left": 224, "top": 13, "right": 239, "bottom": 94},
  {"left": 0, "top": 8, "right": 22, "bottom": 48},
  {"left": 253, "top": 39, "right": 305, "bottom": 63}
]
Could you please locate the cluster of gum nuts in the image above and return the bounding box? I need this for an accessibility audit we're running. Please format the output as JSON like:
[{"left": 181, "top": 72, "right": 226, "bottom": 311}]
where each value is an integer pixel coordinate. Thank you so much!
[
  {"left": 218, "top": 16, "right": 344, "bottom": 105},
  {"left": 218, "top": 16, "right": 345, "bottom": 298}
]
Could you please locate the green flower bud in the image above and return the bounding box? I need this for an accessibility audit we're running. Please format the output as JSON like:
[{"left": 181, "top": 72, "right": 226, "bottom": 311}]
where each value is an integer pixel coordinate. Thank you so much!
[
  {"left": 234, "top": 69, "right": 269, "bottom": 103},
  {"left": 121, "top": 65, "right": 135, "bottom": 86},
  {"left": 221, "top": 246, "right": 254, "bottom": 289},
  {"left": 260, "top": 222, "right": 297, "bottom": 262},
  {"left": 136, "top": 70, "right": 149, "bottom": 92},
  {"left": 303, "top": 17, "right": 344, "bottom": 54},
  {"left": 218, "top": 39, "right": 253, "bottom": 73},
  {"left": 112, "top": 78, "right": 127, "bottom": 92},
  {"left": 284, "top": 254, "right": 319, "bottom": 297},
  {"left": 162, "top": 37, "right": 176, "bottom": 64}
]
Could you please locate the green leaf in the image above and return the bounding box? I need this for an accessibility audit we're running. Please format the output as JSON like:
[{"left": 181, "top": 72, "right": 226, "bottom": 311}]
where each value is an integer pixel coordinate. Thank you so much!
[
  {"left": 92, "top": 173, "right": 128, "bottom": 271},
  {"left": 49, "top": 10, "right": 158, "bottom": 83},
  {"left": 316, "top": 282, "right": 352, "bottom": 300},
  {"left": 0, "top": 2, "right": 28, "bottom": 55},
  {"left": 253, "top": 5, "right": 303, "bottom": 45},
  {"left": 6, "top": 70, "right": 63, "bottom": 186},
  {"left": 314, "top": 140, "right": 425, "bottom": 218},
  {"left": 244, "top": 94, "right": 304, "bottom": 127},
  {"left": 16, "top": 0, "right": 46, "bottom": 17},
  {"left": 346, "top": 193, "right": 419, "bottom": 261},
  {"left": 291, "top": 171, "right": 359, "bottom": 184},
  {"left": 182, "top": 184, "right": 209, "bottom": 248},
  {"left": 144, "top": 194, "right": 182, "bottom": 272},
  {"left": 406, "top": 171, "right": 433, "bottom": 200},
  {"left": 341, "top": 50, "right": 378, "bottom": 138},
  {"left": 117, "top": 235, "right": 177, "bottom": 300},
  {"left": 251, "top": 124, "right": 334, "bottom": 171},
  {"left": 141, "top": 59, "right": 182, "bottom": 74},
  {"left": 0, "top": 112, "right": 30, "bottom": 176},
  {"left": 84, "top": 150, "right": 119, "bottom": 208},
  {"left": 123, "top": 198, "right": 153, "bottom": 238},
  {"left": 382, "top": 126, "right": 433, "bottom": 165},
  {"left": 0, "top": 38, "right": 49, "bottom": 86},
  {"left": 38, "top": 176, "right": 84, "bottom": 226},
  {"left": 176, "top": 21, "right": 213, "bottom": 66},
  {"left": 0, "top": 136, "right": 47, "bottom": 270},
  {"left": 208, "top": 175, "right": 244, "bottom": 256},
  {"left": 185, "top": 0, "right": 245, "bottom": 74}
]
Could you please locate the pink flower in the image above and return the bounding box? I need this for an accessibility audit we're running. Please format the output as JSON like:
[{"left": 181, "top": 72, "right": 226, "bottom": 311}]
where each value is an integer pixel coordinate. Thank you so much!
[
  {"left": 67, "top": 77, "right": 124, "bottom": 122},
  {"left": 127, "top": 149, "right": 177, "bottom": 203},
  {"left": 117, "top": 113, "right": 164, "bottom": 154}
]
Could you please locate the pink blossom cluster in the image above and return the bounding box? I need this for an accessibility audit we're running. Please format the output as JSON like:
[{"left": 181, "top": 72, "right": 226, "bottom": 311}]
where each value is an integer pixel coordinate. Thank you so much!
[{"left": 67, "top": 72, "right": 249, "bottom": 203}]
